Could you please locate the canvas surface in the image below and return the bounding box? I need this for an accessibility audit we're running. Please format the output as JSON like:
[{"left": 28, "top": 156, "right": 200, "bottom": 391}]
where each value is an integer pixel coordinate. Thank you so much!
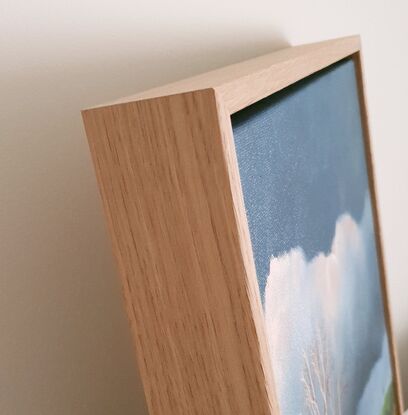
[{"left": 232, "top": 59, "right": 394, "bottom": 415}]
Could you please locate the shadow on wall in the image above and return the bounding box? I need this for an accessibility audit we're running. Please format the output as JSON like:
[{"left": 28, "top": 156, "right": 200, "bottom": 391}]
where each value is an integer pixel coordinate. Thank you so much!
[{"left": 0, "top": 25, "right": 288, "bottom": 415}]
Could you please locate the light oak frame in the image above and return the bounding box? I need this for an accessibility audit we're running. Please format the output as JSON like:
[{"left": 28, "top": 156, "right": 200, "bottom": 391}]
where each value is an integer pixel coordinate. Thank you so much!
[{"left": 82, "top": 36, "right": 403, "bottom": 414}]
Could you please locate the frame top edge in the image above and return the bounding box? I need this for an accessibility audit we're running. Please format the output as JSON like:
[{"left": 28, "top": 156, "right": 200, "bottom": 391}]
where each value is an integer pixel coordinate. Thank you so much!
[{"left": 83, "top": 35, "right": 361, "bottom": 112}]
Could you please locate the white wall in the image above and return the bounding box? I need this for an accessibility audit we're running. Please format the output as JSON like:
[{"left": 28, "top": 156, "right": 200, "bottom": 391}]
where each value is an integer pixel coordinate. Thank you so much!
[{"left": 1, "top": 0, "right": 407, "bottom": 413}]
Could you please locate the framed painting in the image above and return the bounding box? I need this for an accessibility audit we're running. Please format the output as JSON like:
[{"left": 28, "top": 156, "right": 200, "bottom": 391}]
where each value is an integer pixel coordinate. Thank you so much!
[{"left": 82, "top": 36, "right": 403, "bottom": 414}]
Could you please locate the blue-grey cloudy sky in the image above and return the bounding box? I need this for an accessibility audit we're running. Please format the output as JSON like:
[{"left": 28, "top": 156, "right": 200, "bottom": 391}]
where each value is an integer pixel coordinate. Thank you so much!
[{"left": 232, "top": 58, "right": 369, "bottom": 296}]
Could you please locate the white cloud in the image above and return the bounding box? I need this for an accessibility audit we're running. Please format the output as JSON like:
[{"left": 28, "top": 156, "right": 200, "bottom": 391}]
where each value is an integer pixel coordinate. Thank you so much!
[{"left": 264, "top": 195, "right": 391, "bottom": 414}]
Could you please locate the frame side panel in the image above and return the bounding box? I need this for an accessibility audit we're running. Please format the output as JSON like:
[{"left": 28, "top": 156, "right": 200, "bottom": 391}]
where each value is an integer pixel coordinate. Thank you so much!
[
  {"left": 82, "top": 89, "right": 277, "bottom": 414},
  {"left": 353, "top": 51, "right": 404, "bottom": 414}
]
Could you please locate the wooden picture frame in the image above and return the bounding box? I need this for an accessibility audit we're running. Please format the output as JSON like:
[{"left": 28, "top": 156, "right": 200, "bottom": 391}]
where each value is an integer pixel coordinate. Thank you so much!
[{"left": 82, "top": 36, "right": 403, "bottom": 414}]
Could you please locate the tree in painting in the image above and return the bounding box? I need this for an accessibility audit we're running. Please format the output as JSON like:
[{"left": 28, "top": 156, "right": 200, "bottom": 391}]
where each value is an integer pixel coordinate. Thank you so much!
[{"left": 302, "top": 326, "right": 343, "bottom": 415}]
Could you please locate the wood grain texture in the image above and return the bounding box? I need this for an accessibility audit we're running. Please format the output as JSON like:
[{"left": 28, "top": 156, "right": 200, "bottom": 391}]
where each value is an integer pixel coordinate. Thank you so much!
[
  {"left": 82, "top": 35, "right": 403, "bottom": 415},
  {"left": 353, "top": 51, "right": 404, "bottom": 413},
  {"left": 89, "top": 35, "right": 361, "bottom": 114},
  {"left": 82, "top": 90, "right": 279, "bottom": 415}
]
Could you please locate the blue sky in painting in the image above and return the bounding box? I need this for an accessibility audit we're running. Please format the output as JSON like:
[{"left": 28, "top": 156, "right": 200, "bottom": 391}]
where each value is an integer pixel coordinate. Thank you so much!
[
  {"left": 232, "top": 59, "right": 368, "bottom": 296},
  {"left": 231, "top": 59, "right": 393, "bottom": 414}
]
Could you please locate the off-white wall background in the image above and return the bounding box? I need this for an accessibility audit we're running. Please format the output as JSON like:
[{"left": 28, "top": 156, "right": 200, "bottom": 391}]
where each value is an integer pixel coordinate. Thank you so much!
[{"left": 1, "top": 0, "right": 407, "bottom": 413}]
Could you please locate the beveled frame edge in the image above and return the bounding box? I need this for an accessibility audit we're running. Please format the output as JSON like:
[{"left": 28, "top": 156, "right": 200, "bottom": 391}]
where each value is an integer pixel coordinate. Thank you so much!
[
  {"left": 352, "top": 51, "right": 404, "bottom": 413},
  {"left": 82, "top": 35, "right": 403, "bottom": 414}
]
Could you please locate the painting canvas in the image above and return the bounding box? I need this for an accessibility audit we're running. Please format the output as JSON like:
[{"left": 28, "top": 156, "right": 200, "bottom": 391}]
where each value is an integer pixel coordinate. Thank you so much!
[{"left": 232, "top": 59, "right": 395, "bottom": 415}]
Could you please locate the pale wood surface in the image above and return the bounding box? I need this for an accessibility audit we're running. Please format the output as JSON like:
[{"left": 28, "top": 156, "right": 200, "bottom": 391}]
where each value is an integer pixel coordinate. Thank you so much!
[
  {"left": 89, "top": 35, "right": 360, "bottom": 114},
  {"left": 353, "top": 51, "right": 404, "bottom": 413},
  {"left": 82, "top": 36, "right": 403, "bottom": 414},
  {"left": 83, "top": 90, "right": 279, "bottom": 415}
]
